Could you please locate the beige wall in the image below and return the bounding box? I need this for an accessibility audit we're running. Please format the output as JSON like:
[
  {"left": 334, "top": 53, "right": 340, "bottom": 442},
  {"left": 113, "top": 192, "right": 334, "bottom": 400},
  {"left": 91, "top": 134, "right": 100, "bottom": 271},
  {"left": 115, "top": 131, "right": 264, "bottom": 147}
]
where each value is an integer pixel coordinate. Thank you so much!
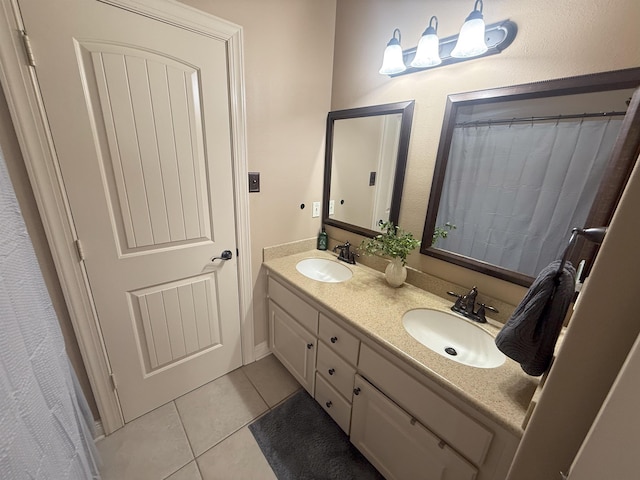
[
  {"left": 178, "top": 0, "right": 336, "bottom": 348},
  {"left": 331, "top": 0, "right": 640, "bottom": 306},
  {"left": 331, "top": 2, "right": 640, "bottom": 476}
]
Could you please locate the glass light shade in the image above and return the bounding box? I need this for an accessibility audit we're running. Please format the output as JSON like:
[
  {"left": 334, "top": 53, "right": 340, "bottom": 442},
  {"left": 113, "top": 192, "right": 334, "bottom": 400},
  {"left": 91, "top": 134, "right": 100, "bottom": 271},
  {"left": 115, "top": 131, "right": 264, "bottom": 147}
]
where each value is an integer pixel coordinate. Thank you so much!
[
  {"left": 411, "top": 32, "right": 441, "bottom": 68},
  {"left": 379, "top": 43, "right": 406, "bottom": 75},
  {"left": 451, "top": 17, "right": 488, "bottom": 58}
]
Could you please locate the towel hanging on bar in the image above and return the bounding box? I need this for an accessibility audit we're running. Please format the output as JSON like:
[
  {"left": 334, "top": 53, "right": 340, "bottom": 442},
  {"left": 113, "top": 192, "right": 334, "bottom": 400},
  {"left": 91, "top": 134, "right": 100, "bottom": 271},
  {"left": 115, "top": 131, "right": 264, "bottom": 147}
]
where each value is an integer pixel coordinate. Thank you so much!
[
  {"left": 496, "top": 226, "right": 607, "bottom": 376},
  {"left": 495, "top": 260, "right": 576, "bottom": 376}
]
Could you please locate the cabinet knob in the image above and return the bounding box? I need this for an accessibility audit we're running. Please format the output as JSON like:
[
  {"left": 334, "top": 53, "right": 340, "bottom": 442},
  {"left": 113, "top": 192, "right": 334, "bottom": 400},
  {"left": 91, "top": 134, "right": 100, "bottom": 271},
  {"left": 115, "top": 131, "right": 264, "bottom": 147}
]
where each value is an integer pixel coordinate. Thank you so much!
[
  {"left": 306, "top": 343, "right": 313, "bottom": 349},
  {"left": 326, "top": 401, "right": 332, "bottom": 408},
  {"left": 330, "top": 336, "right": 338, "bottom": 343},
  {"left": 328, "top": 368, "right": 335, "bottom": 376},
  {"left": 353, "top": 387, "right": 361, "bottom": 395}
]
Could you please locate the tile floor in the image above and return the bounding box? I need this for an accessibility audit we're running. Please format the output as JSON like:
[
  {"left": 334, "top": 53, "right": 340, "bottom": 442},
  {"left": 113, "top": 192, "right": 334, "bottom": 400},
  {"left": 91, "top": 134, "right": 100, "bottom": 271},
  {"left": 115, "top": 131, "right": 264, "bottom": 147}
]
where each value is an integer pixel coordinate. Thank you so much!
[{"left": 97, "top": 354, "right": 301, "bottom": 479}]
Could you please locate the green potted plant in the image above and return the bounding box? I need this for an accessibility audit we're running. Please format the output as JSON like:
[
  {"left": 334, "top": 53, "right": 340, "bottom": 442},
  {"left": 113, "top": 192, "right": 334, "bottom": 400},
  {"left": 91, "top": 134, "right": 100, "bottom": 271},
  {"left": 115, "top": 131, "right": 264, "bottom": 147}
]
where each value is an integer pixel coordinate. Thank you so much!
[{"left": 360, "top": 221, "right": 420, "bottom": 287}]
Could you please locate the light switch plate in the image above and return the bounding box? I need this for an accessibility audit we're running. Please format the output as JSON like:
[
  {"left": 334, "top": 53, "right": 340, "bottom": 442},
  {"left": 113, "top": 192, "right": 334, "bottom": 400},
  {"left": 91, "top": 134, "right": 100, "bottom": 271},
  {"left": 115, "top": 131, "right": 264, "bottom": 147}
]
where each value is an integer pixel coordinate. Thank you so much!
[
  {"left": 312, "top": 201, "right": 320, "bottom": 218},
  {"left": 329, "top": 200, "right": 335, "bottom": 215}
]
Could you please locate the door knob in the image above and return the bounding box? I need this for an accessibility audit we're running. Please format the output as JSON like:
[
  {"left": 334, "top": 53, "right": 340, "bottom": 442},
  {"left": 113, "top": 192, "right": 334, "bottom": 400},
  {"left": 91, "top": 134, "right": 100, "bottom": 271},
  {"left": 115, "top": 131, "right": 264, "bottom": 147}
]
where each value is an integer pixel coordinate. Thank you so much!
[{"left": 212, "top": 250, "right": 233, "bottom": 262}]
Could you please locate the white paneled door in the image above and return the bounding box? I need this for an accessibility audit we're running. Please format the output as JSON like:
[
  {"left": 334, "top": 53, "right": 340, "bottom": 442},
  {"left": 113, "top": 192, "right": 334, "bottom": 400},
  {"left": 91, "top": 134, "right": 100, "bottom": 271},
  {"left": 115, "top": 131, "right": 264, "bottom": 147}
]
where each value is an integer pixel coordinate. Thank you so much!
[{"left": 18, "top": 0, "right": 243, "bottom": 421}]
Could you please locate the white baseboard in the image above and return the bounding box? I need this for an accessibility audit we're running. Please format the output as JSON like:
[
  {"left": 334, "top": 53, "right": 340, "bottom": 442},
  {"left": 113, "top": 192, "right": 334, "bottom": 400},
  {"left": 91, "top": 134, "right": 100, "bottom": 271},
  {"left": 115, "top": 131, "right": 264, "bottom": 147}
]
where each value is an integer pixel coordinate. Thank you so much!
[
  {"left": 254, "top": 341, "right": 271, "bottom": 361},
  {"left": 94, "top": 420, "right": 105, "bottom": 441}
]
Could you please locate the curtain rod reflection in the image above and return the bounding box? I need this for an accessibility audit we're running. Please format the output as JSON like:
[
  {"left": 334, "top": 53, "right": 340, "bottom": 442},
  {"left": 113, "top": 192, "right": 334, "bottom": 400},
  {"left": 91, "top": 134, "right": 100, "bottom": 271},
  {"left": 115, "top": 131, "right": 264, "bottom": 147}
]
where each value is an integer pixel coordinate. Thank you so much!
[{"left": 455, "top": 110, "right": 626, "bottom": 128}]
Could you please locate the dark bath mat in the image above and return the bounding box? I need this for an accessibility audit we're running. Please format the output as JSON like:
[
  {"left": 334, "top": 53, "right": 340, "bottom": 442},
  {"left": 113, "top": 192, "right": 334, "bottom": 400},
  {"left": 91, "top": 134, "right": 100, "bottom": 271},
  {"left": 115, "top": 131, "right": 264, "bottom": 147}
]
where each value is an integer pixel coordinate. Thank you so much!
[{"left": 249, "top": 390, "right": 383, "bottom": 480}]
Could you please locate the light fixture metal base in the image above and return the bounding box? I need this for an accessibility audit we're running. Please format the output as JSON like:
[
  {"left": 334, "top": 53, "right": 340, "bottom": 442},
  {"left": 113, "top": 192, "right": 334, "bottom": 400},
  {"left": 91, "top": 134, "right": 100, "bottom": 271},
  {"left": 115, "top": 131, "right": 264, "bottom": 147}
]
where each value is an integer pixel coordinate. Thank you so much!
[{"left": 390, "top": 19, "right": 517, "bottom": 77}]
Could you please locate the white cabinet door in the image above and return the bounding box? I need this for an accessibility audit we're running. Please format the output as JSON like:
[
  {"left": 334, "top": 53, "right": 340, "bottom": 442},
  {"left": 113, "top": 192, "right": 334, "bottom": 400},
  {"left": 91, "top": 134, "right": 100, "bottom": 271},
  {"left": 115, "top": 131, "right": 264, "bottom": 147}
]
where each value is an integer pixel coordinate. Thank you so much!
[
  {"left": 269, "top": 300, "right": 316, "bottom": 395},
  {"left": 351, "top": 375, "right": 477, "bottom": 480}
]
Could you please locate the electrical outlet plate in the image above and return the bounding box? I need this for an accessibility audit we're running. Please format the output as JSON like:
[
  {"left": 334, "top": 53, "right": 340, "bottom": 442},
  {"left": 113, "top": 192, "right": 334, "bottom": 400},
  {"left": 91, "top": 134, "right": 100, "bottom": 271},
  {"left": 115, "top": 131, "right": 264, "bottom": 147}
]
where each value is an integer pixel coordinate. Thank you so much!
[
  {"left": 329, "top": 200, "right": 335, "bottom": 215},
  {"left": 248, "top": 172, "right": 260, "bottom": 192},
  {"left": 312, "top": 201, "right": 320, "bottom": 218}
]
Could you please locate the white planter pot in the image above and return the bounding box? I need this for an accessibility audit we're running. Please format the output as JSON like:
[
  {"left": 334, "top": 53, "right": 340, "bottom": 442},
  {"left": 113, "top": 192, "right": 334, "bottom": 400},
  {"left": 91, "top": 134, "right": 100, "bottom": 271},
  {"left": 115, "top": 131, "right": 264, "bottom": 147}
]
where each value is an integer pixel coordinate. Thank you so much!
[{"left": 384, "top": 257, "right": 407, "bottom": 287}]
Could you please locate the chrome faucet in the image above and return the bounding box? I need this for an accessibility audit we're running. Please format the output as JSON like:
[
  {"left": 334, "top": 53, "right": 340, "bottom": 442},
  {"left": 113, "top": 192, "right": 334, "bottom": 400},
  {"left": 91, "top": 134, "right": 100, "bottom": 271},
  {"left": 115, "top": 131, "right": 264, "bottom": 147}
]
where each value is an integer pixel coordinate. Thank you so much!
[
  {"left": 333, "top": 241, "right": 358, "bottom": 265},
  {"left": 447, "top": 286, "right": 498, "bottom": 323}
]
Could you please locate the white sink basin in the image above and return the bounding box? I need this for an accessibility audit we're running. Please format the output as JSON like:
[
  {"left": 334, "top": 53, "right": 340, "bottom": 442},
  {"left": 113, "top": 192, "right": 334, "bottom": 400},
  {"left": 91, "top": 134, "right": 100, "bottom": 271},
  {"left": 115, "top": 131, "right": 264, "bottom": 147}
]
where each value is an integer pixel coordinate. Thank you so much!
[
  {"left": 402, "top": 308, "right": 505, "bottom": 368},
  {"left": 296, "top": 258, "right": 353, "bottom": 283}
]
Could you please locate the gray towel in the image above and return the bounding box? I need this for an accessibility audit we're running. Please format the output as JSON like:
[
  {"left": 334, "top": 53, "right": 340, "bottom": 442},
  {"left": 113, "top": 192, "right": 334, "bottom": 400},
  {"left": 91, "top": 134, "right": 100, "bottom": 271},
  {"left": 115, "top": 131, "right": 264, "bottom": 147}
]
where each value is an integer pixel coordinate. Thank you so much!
[{"left": 495, "top": 260, "right": 576, "bottom": 376}]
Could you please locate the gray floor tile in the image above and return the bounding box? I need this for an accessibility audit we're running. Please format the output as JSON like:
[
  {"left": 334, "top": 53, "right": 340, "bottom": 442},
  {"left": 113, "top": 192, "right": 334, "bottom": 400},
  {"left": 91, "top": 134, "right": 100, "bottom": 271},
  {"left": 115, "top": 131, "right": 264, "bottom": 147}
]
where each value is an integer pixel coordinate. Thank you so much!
[
  {"left": 165, "top": 461, "right": 202, "bottom": 480},
  {"left": 197, "top": 426, "right": 277, "bottom": 480},
  {"left": 97, "top": 402, "right": 193, "bottom": 480},
  {"left": 175, "top": 369, "right": 268, "bottom": 456},
  {"left": 242, "top": 354, "right": 301, "bottom": 407}
]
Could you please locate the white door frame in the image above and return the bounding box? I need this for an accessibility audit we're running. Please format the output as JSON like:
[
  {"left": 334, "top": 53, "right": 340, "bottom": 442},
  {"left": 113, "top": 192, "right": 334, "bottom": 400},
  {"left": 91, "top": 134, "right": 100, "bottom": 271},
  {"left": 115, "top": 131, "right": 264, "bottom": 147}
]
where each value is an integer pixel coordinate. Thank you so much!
[{"left": 0, "top": 0, "right": 254, "bottom": 434}]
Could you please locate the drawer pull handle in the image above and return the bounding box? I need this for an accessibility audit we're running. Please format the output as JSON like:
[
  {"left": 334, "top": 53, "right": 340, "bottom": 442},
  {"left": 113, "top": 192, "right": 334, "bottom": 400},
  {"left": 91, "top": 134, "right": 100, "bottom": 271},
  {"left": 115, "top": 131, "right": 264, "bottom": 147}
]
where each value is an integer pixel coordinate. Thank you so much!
[
  {"left": 330, "top": 336, "right": 338, "bottom": 343},
  {"left": 328, "top": 368, "right": 335, "bottom": 376},
  {"left": 353, "top": 387, "right": 361, "bottom": 395},
  {"left": 306, "top": 343, "right": 313, "bottom": 349},
  {"left": 326, "top": 401, "right": 332, "bottom": 408},
  {"left": 438, "top": 440, "right": 446, "bottom": 449}
]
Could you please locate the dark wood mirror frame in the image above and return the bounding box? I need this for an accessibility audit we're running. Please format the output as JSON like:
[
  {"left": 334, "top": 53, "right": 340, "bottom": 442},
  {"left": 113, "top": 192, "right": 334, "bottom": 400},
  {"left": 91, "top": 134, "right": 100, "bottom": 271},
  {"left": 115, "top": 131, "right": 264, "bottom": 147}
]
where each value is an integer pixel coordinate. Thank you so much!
[
  {"left": 421, "top": 67, "right": 640, "bottom": 287},
  {"left": 322, "top": 100, "right": 415, "bottom": 238}
]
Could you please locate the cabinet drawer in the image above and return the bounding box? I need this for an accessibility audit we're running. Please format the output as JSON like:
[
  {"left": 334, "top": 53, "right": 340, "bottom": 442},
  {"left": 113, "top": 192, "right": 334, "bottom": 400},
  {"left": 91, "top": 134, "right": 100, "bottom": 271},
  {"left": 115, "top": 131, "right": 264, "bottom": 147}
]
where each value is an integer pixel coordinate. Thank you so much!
[
  {"left": 359, "top": 344, "right": 493, "bottom": 466},
  {"left": 269, "top": 277, "right": 318, "bottom": 334},
  {"left": 318, "top": 313, "right": 359, "bottom": 364},
  {"left": 317, "top": 342, "right": 356, "bottom": 400},
  {"left": 315, "top": 373, "right": 352, "bottom": 434}
]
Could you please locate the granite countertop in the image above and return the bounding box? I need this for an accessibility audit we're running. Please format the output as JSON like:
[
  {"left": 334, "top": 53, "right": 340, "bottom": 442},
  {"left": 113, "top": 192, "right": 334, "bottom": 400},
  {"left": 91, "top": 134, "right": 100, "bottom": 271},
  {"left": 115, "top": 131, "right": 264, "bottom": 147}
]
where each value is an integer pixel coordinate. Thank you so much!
[{"left": 263, "top": 250, "right": 539, "bottom": 437}]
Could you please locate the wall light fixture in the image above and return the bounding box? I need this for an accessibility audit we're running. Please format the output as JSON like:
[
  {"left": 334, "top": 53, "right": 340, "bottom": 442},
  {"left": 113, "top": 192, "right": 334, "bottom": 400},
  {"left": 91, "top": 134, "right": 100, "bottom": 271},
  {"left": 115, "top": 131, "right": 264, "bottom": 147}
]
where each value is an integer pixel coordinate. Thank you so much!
[
  {"left": 378, "top": 28, "right": 406, "bottom": 75},
  {"left": 379, "top": 0, "right": 517, "bottom": 77},
  {"left": 410, "top": 16, "right": 441, "bottom": 68}
]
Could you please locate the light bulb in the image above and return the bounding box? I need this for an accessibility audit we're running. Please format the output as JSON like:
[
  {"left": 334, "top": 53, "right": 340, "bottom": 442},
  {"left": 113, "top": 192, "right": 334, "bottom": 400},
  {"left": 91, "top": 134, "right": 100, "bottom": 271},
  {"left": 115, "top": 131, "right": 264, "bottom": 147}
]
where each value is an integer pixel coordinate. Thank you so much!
[
  {"left": 379, "top": 28, "right": 406, "bottom": 75},
  {"left": 451, "top": 0, "right": 488, "bottom": 58}
]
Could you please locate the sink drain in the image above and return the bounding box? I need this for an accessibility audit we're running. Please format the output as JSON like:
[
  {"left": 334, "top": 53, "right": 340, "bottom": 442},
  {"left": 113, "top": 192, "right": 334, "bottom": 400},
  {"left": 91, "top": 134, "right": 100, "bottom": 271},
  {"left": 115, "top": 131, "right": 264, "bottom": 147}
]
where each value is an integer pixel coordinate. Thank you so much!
[{"left": 444, "top": 347, "right": 458, "bottom": 356}]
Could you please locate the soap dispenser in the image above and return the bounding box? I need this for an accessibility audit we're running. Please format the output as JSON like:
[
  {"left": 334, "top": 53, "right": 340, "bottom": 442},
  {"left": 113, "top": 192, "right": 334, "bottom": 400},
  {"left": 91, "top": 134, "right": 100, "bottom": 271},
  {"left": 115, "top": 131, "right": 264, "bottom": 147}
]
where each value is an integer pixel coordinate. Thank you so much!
[{"left": 317, "top": 227, "right": 328, "bottom": 250}]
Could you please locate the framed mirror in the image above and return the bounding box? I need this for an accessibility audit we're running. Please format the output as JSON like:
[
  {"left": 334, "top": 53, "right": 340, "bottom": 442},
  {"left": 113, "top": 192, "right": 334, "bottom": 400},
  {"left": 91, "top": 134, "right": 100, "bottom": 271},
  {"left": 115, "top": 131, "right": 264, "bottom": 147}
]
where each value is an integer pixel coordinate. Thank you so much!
[
  {"left": 323, "top": 100, "right": 415, "bottom": 237},
  {"left": 422, "top": 68, "right": 640, "bottom": 286}
]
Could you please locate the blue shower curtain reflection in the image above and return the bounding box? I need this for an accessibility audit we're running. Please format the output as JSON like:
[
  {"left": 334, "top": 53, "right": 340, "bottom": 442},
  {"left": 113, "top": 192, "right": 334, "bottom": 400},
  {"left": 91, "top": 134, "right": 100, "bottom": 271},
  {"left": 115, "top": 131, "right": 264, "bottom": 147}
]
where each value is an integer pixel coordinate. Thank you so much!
[{"left": 436, "top": 117, "right": 622, "bottom": 277}]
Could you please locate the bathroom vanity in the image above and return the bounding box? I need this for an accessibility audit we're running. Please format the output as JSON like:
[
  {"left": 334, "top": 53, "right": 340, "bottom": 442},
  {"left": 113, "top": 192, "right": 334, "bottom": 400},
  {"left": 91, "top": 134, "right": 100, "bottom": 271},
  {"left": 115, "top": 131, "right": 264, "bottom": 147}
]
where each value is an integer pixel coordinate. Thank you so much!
[{"left": 264, "top": 250, "right": 536, "bottom": 480}]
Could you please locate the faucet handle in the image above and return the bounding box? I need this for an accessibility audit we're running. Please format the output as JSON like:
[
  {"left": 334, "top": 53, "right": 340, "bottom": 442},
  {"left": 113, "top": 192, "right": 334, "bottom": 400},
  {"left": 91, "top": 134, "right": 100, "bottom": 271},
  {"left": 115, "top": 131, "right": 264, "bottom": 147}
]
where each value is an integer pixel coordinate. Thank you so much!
[
  {"left": 479, "top": 303, "right": 498, "bottom": 314},
  {"left": 476, "top": 303, "right": 499, "bottom": 323},
  {"left": 447, "top": 291, "right": 462, "bottom": 299}
]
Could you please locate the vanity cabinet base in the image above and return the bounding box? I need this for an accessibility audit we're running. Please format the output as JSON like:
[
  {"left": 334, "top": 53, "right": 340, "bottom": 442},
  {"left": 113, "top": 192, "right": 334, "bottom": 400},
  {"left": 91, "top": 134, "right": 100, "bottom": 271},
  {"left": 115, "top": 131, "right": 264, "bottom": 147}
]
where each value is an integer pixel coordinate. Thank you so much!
[
  {"left": 267, "top": 274, "right": 519, "bottom": 480},
  {"left": 351, "top": 374, "right": 477, "bottom": 480}
]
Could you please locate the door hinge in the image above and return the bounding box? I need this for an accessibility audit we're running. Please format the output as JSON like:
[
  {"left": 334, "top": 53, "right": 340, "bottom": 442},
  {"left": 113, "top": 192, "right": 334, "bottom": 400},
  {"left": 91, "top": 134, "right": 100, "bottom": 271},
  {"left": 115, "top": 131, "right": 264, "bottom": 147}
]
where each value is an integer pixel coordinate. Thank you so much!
[
  {"left": 74, "top": 239, "right": 85, "bottom": 262},
  {"left": 20, "top": 31, "right": 36, "bottom": 67},
  {"left": 109, "top": 373, "right": 117, "bottom": 390}
]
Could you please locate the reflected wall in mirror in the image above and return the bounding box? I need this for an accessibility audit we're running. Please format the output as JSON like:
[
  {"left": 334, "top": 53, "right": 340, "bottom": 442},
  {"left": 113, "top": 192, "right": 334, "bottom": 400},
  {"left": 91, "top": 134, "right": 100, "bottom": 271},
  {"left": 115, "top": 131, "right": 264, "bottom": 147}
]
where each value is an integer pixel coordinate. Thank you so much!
[
  {"left": 323, "top": 101, "right": 414, "bottom": 237},
  {"left": 422, "top": 68, "right": 640, "bottom": 286}
]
